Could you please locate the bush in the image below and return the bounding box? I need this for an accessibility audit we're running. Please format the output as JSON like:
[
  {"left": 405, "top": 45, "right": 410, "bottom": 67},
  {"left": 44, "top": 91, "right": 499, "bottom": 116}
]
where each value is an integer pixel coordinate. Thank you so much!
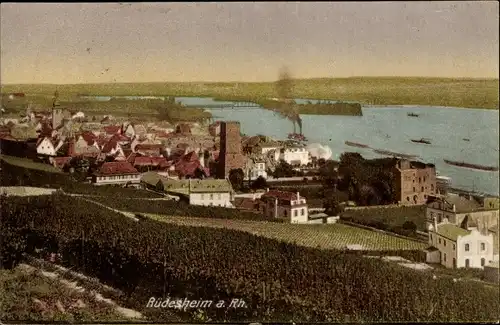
[{"left": 2, "top": 194, "right": 499, "bottom": 323}]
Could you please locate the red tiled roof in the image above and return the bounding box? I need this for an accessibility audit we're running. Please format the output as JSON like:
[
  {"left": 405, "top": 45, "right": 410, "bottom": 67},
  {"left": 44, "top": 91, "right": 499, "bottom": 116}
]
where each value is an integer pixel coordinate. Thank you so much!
[
  {"left": 95, "top": 161, "right": 139, "bottom": 175},
  {"left": 101, "top": 138, "right": 119, "bottom": 154},
  {"left": 183, "top": 151, "right": 199, "bottom": 162},
  {"left": 53, "top": 156, "right": 72, "bottom": 168},
  {"left": 155, "top": 131, "right": 171, "bottom": 138},
  {"left": 261, "top": 190, "right": 298, "bottom": 201},
  {"left": 103, "top": 125, "right": 121, "bottom": 135},
  {"left": 133, "top": 156, "right": 168, "bottom": 166},
  {"left": 110, "top": 133, "right": 130, "bottom": 142},
  {"left": 135, "top": 143, "right": 163, "bottom": 151}
]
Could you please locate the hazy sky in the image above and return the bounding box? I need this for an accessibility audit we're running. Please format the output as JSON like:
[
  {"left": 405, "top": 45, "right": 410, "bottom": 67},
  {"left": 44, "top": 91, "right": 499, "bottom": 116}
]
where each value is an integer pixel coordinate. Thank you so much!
[{"left": 1, "top": 2, "right": 498, "bottom": 84}]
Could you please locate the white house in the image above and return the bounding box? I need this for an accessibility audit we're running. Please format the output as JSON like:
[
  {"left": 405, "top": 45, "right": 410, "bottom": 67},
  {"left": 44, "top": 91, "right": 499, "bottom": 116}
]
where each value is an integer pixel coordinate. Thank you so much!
[
  {"left": 155, "top": 178, "right": 234, "bottom": 208},
  {"left": 259, "top": 189, "right": 309, "bottom": 222},
  {"left": 278, "top": 146, "right": 311, "bottom": 166},
  {"left": 188, "top": 179, "right": 234, "bottom": 208},
  {"left": 92, "top": 161, "right": 141, "bottom": 186},
  {"left": 247, "top": 159, "right": 268, "bottom": 180},
  {"left": 36, "top": 137, "right": 63, "bottom": 156},
  {"left": 427, "top": 217, "right": 495, "bottom": 269}
]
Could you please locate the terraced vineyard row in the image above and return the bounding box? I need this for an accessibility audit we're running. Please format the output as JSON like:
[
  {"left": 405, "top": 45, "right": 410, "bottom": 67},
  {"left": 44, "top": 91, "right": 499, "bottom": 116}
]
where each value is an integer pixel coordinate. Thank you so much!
[{"left": 145, "top": 215, "right": 427, "bottom": 251}]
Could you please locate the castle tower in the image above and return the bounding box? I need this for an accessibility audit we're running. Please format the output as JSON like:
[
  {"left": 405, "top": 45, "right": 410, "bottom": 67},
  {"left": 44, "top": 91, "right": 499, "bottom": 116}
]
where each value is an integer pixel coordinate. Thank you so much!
[
  {"left": 217, "top": 121, "right": 245, "bottom": 179},
  {"left": 52, "top": 90, "right": 64, "bottom": 130}
]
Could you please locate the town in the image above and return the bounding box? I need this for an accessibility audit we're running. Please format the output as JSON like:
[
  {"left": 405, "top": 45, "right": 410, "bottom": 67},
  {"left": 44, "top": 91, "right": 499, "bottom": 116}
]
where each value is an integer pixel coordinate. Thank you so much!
[{"left": 1, "top": 2, "right": 499, "bottom": 324}]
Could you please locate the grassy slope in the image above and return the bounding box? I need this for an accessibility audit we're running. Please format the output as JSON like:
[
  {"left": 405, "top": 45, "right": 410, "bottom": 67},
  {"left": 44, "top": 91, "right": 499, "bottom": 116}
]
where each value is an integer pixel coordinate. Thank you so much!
[
  {"left": 0, "top": 266, "right": 124, "bottom": 322},
  {"left": 2, "top": 77, "right": 499, "bottom": 109},
  {"left": 145, "top": 214, "right": 426, "bottom": 251}
]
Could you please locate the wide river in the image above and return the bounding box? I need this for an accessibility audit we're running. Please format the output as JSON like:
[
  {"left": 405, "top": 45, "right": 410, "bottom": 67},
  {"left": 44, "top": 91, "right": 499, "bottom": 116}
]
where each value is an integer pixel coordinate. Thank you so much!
[{"left": 86, "top": 96, "right": 500, "bottom": 196}]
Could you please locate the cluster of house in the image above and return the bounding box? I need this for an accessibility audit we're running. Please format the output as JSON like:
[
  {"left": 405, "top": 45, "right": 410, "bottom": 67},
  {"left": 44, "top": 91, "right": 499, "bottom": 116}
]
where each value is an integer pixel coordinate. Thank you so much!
[{"left": 424, "top": 194, "right": 499, "bottom": 276}]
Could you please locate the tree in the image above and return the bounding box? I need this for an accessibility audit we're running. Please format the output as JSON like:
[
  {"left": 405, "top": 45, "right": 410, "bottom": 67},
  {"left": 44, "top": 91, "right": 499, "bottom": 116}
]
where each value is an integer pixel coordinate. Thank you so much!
[
  {"left": 323, "top": 190, "right": 344, "bottom": 216},
  {"left": 251, "top": 176, "right": 268, "bottom": 191},
  {"left": 228, "top": 168, "right": 245, "bottom": 192},
  {"left": 273, "top": 160, "right": 295, "bottom": 178}
]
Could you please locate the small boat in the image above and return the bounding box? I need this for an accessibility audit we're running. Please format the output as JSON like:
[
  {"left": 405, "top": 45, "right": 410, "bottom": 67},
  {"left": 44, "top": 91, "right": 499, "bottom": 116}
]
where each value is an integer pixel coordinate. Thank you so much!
[
  {"left": 407, "top": 112, "right": 420, "bottom": 117},
  {"left": 444, "top": 159, "right": 499, "bottom": 172},
  {"left": 411, "top": 138, "right": 431, "bottom": 145},
  {"left": 345, "top": 141, "right": 370, "bottom": 148},
  {"left": 462, "top": 138, "right": 470, "bottom": 142},
  {"left": 287, "top": 133, "right": 307, "bottom": 142}
]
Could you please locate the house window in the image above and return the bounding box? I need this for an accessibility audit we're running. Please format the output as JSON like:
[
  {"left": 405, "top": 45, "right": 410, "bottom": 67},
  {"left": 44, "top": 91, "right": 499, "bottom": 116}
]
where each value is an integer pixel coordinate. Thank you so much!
[
  {"left": 430, "top": 234, "right": 433, "bottom": 241},
  {"left": 421, "top": 187, "right": 424, "bottom": 192},
  {"left": 481, "top": 258, "right": 485, "bottom": 266},
  {"left": 453, "top": 244, "right": 455, "bottom": 250},
  {"left": 294, "top": 210, "right": 297, "bottom": 217},
  {"left": 453, "top": 258, "right": 456, "bottom": 268},
  {"left": 443, "top": 253, "right": 446, "bottom": 263},
  {"left": 438, "top": 238, "right": 441, "bottom": 244},
  {"left": 406, "top": 196, "right": 410, "bottom": 201},
  {"left": 481, "top": 243, "right": 485, "bottom": 251},
  {"left": 465, "top": 244, "right": 470, "bottom": 252},
  {"left": 210, "top": 194, "right": 213, "bottom": 200},
  {"left": 443, "top": 240, "right": 446, "bottom": 247},
  {"left": 301, "top": 209, "right": 304, "bottom": 216},
  {"left": 217, "top": 194, "right": 221, "bottom": 200},
  {"left": 431, "top": 184, "right": 434, "bottom": 191},
  {"left": 465, "top": 259, "right": 470, "bottom": 268},
  {"left": 413, "top": 187, "right": 416, "bottom": 192},
  {"left": 419, "top": 177, "right": 421, "bottom": 183},
  {"left": 283, "top": 210, "right": 287, "bottom": 217}
]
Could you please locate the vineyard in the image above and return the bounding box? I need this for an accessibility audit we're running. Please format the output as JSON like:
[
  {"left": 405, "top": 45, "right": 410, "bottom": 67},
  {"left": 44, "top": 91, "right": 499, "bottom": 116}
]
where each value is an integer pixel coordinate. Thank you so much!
[
  {"left": 2, "top": 194, "right": 498, "bottom": 322},
  {"left": 88, "top": 196, "right": 280, "bottom": 222},
  {"left": 341, "top": 205, "right": 427, "bottom": 233},
  {"left": 145, "top": 214, "right": 426, "bottom": 252},
  {"left": 0, "top": 266, "right": 124, "bottom": 322}
]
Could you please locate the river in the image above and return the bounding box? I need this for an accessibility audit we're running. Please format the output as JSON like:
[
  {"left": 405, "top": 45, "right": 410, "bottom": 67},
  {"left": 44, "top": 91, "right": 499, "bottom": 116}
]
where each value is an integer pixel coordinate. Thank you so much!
[{"left": 82, "top": 96, "right": 500, "bottom": 196}]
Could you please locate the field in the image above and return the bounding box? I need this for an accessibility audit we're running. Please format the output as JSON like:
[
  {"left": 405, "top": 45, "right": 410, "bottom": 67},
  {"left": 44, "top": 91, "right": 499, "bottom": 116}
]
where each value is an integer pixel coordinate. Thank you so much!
[
  {"left": 2, "top": 77, "right": 498, "bottom": 109},
  {"left": 145, "top": 214, "right": 427, "bottom": 251}
]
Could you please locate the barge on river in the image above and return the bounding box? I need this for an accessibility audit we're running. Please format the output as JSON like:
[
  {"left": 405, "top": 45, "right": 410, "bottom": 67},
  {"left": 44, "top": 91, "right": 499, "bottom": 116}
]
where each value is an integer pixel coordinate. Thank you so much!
[
  {"left": 373, "top": 148, "right": 419, "bottom": 160},
  {"left": 345, "top": 141, "right": 370, "bottom": 148},
  {"left": 444, "top": 159, "right": 499, "bottom": 172}
]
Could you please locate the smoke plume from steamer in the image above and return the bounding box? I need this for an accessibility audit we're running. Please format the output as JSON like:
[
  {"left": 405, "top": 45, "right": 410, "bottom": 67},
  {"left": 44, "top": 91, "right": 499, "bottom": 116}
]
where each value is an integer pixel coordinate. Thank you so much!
[{"left": 275, "top": 66, "right": 302, "bottom": 133}]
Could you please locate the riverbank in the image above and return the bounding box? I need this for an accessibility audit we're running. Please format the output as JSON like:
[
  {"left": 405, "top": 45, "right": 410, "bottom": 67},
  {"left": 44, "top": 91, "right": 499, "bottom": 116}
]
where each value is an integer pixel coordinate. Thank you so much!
[{"left": 2, "top": 77, "right": 498, "bottom": 109}]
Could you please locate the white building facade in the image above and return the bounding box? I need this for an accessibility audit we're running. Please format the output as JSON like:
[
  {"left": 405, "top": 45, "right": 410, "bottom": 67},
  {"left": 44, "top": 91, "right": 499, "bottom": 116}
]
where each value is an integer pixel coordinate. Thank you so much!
[
  {"left": 278, "top": 147, "right": 311, "bottom": 166},
  {"left": 428, "top": 218, "right": 495, "bottom": 269}
]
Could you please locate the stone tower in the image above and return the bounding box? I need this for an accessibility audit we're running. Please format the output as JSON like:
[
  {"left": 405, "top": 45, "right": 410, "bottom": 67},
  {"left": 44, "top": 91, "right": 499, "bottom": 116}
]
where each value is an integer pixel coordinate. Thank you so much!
[
  {"left": 52, "top": 90, "right": 64, "bottom": 130},
  {"left": 217, "top": 121, "right": 245, "bottom": 179}
]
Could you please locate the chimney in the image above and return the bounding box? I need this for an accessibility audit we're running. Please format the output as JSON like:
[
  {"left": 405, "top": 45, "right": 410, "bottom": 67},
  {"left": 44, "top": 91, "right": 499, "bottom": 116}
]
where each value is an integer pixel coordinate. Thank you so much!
[
  {"left": 297, "top": 191, "right": 300, "bottom": 202},
  {"left": 274, "top": 198, "right": 278, "bottom": 218},
  {"left": 433, "top": 217, "right": 438, "bottom": 232},
  {"left": 452, "top": 204, "right": 456, "bottom": 212}
]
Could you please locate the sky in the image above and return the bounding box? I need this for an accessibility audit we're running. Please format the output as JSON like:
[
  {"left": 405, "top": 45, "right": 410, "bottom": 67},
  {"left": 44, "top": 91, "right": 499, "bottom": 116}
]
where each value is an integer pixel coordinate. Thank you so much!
[{"left": 1, "top": 2, "right": 498, "bottom": 84}]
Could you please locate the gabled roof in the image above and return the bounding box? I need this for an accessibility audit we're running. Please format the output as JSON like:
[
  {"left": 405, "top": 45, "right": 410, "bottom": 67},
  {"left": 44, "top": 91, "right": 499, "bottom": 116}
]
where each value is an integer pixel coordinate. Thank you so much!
[
  {"left": 133, "top": 156, "right": 168, "bottom": 166},
  {"left": 95, "top": 161, "right": 139, "bottom": 176},
  {"left": 189, "top": 179, "right": 233, "bottom": 193},
  {"left": 101, "top": 138, "right": 120, "bottom": 154},
  {"left": 261, "top": 190, "right": 298, "bottom": 201},
  {"left": 435, "top": 223, "right": 471, "bottom": 241},
  {"left": 53, "top": 156, "right": 72, "bottom": 168}
]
